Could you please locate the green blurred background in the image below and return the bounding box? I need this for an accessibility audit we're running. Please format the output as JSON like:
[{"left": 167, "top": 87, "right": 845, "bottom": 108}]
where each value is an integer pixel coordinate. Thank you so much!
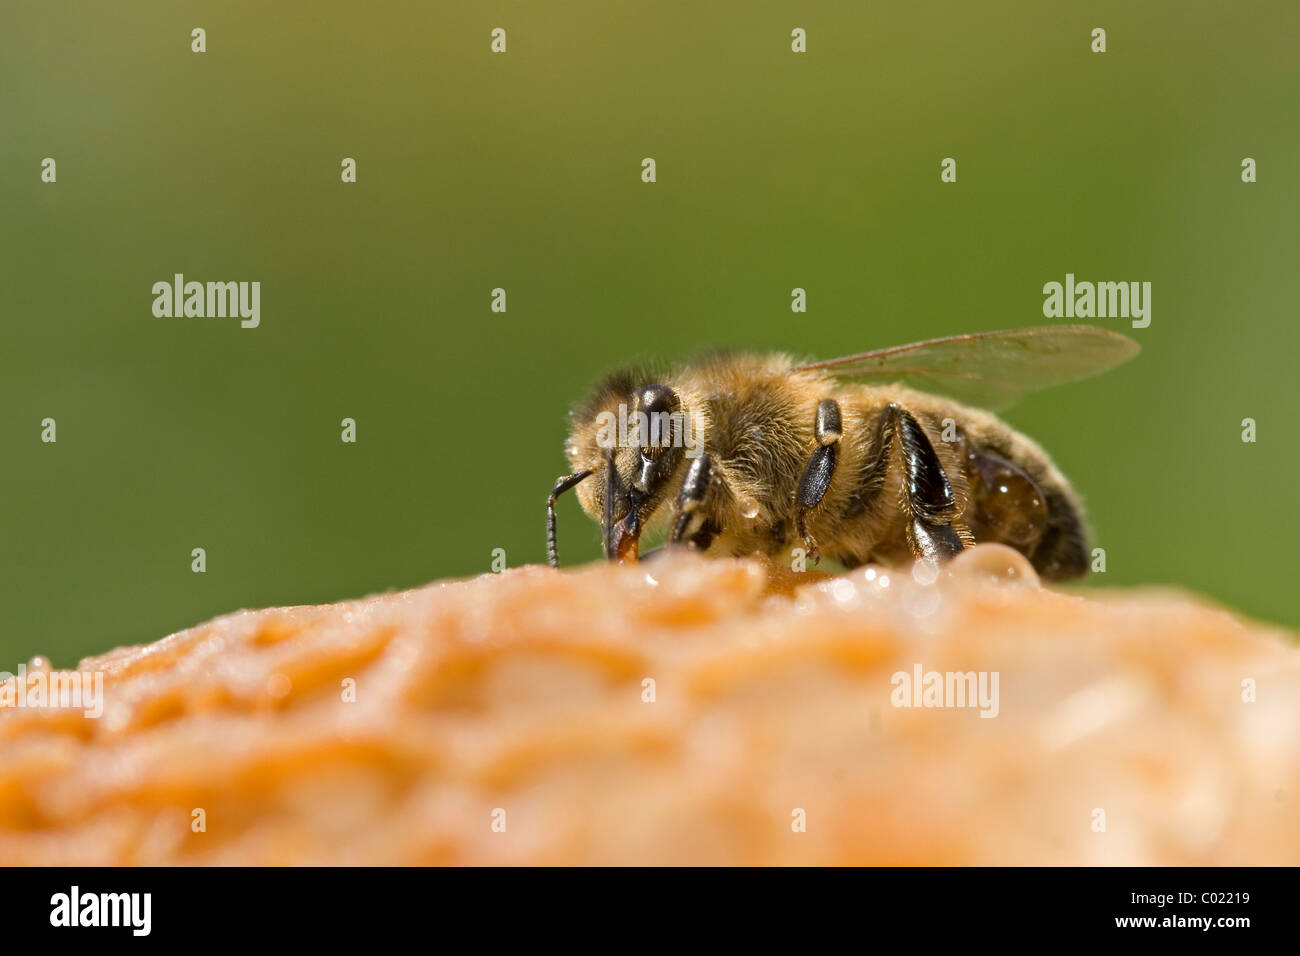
[{"left": 2, "top": 0, "right": 1297, "bottom": 667}]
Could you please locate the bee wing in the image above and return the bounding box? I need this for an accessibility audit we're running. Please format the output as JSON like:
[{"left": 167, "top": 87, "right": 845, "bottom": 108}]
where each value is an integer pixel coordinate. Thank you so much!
[{"left": 793, "top": 325, "right": 1140, "bottom": 411}]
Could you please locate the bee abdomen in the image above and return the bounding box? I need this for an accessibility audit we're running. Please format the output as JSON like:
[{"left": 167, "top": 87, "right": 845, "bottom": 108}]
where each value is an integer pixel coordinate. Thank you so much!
[{"left": 1026, "top": 485, "right": 1089, "bottom": 580}]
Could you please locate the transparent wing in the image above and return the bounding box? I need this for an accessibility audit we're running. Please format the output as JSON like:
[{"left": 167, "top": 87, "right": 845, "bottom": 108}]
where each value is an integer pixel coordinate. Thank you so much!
[{"left": 793, "top": 325, "right": 1140, "bottom": 411}]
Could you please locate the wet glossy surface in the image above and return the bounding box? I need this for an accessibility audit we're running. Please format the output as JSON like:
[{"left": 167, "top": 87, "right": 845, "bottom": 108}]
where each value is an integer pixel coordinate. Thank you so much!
[{"left": 0, "top": 547, "right": 1296, "bottom": 864}]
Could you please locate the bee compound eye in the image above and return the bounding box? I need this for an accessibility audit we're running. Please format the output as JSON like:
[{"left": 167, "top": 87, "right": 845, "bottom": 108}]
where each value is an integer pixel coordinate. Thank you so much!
[
  {"left": 637, "top": 384, "right": 678, "bottom": 417},
  {"left": 635, "top": 384, "right": 681, "bottom": 456}
]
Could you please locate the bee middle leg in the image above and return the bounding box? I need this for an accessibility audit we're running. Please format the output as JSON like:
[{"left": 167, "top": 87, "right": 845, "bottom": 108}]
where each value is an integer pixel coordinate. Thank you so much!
[{"left": 794, "top": 399, "right": 843, "bottom": 563}]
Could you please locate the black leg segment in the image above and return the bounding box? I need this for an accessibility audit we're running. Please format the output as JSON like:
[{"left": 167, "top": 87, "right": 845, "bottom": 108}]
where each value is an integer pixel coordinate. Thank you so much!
[
  {"left": 893, "top": 405, "right": 959, "bottom": 524},
  {"left": 887, "top": 403, "right": 966, "bottom": 562},
  {"left": 795, "top": 399, "right": 843, "bottom": 561},
  {"left": 670, "top": 453, "right": 715, "bottom": 548},
  {"left": 546, "top": 470, "right": 593, "bottom": 568}
]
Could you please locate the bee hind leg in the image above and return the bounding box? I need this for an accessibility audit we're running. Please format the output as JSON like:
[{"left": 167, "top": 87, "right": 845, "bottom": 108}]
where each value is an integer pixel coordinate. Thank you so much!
[{"left": 888, "top": 403, "right": 972, "bottom": 564}]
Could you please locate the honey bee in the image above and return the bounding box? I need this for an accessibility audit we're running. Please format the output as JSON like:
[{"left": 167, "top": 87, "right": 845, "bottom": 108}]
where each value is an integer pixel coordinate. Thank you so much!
[{"left": 547, "top": 325, "right": 1139, "bottom": 580}]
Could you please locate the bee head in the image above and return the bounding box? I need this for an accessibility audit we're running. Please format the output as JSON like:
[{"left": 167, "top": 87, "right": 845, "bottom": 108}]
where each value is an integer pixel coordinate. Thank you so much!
[{"left": 559, "top": 372, "right": 693, "bottom": 563}]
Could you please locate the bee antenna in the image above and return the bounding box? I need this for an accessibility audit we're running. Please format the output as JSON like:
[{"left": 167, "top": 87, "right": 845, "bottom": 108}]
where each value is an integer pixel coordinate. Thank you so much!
[{"left": 547, "top": 470, "right": 593, "bottom": 568}]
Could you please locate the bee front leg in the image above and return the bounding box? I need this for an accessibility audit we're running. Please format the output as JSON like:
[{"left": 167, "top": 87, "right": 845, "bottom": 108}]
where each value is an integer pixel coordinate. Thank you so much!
[
  {"left": 670, "top": 453, "right": 719, "bottom": 550},
  {"left": 887, "top": 403, "right": 971, "bottom": 564},
  {"left": 795, "top": 399, "right": 842, "bottom": 564},
  {"left": 547, "top": 469, "right": 594, "bottom": 568}
]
